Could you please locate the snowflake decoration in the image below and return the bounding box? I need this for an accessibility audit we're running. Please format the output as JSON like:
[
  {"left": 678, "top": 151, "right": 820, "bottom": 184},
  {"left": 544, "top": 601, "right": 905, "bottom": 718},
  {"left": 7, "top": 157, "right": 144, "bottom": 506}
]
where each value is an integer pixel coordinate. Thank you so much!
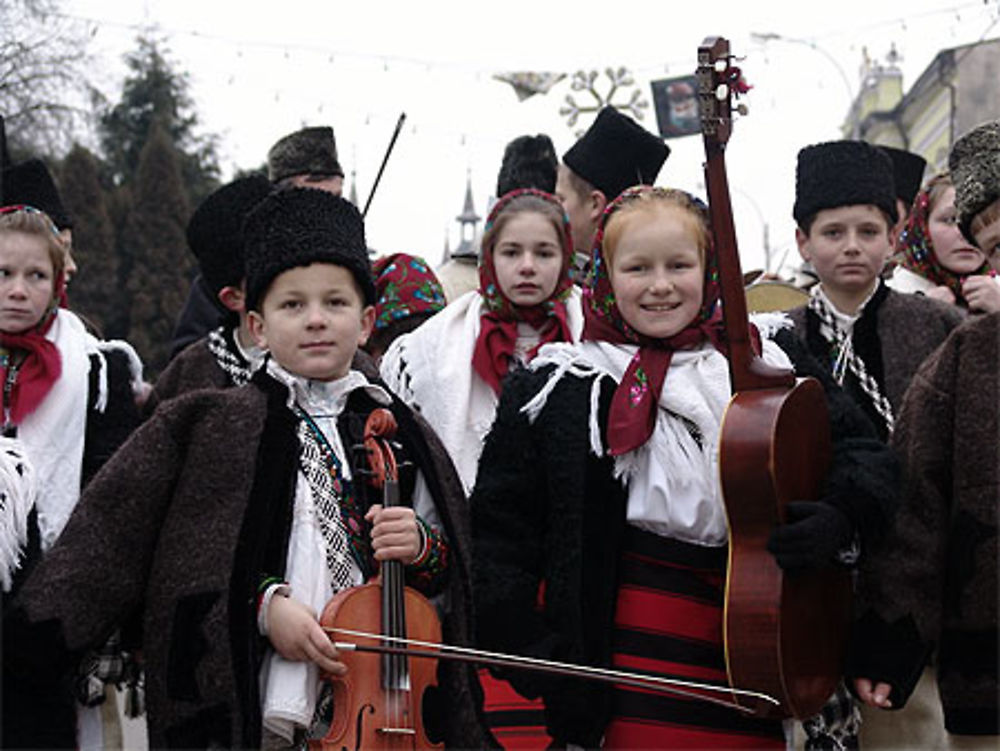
[{"left": 560, "top": 67, "right": 648, "bottom": 136}]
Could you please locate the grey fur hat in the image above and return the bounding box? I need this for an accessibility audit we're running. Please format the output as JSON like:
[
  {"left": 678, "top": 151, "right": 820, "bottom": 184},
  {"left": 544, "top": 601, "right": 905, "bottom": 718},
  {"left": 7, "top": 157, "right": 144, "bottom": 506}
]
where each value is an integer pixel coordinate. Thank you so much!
[
  {"left": 267, "top": 126, "right": 344, "bottom": 183},
  {"left": 949, "top": 120, "right": 1000, "bottom": 243}
]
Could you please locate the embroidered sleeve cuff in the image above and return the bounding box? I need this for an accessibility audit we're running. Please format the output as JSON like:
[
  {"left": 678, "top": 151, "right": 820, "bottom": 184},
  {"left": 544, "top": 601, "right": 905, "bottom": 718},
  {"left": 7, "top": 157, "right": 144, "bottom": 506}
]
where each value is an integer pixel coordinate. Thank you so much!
[{"left": 405, "top": 516, "right": 448, "bottom": 595}]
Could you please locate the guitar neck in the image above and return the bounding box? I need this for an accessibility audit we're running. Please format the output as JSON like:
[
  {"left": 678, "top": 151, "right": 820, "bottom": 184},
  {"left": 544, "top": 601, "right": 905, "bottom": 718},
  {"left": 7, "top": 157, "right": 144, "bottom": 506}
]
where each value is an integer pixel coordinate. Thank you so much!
[{"left": 699, "top": 37, "right": 793, "bottom": 394}]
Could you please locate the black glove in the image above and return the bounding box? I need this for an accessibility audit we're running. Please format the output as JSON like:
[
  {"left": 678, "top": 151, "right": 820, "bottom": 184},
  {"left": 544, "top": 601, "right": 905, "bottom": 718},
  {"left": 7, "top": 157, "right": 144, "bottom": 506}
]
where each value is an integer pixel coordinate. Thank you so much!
[{"left": 766, "top": 501, "right": 853, "bottom": 571}]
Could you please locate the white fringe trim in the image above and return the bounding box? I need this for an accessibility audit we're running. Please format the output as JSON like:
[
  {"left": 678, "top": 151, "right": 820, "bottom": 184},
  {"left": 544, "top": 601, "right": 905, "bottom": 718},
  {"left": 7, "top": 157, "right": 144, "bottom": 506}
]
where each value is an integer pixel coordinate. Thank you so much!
[{"left": 0, "top": 437, "right": 38, "bottom": 592}]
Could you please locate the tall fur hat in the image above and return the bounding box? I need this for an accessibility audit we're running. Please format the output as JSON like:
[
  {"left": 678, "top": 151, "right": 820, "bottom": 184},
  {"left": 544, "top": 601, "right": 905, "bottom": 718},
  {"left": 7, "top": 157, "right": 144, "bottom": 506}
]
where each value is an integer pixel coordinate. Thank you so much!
[
  {"left": 186, "top": 173, "right": 271, "bottom": 295},
  {"left": 496, "top": 134, "right": 558, "bottom": 196},
  {"left": 793, "top": 140, "right": 898, "bottom": 228},
  {"left": 949, "top": 120, "right": 1000, "bottom": 242},
  {"left": 2, "top": 159, "right": 72, "bottom": 229},
  {"left": 878, "top": 146, "right": 927, "bottom": 209},
  {"left": 267, "top": 126, "right": 344, "bottom": 183},
  {"left": 562, "top": 106, "right": 670, "bottom": 201},
  {"left": 243, "top": 187, "right": 373, "bottom": 311}
]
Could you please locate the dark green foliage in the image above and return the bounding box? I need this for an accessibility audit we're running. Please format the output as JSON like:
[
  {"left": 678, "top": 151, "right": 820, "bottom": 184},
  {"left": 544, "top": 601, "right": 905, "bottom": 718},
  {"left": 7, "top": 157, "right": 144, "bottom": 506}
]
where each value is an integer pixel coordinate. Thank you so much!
[
  {"left": 98, "top": 35, "right": 220, "bottom": 206},
  {"left": 58, "top": 145, "right": 122, "bottom": 337},
  {"left": 121, "top": 122, "right": 192, "bottom": 376}
]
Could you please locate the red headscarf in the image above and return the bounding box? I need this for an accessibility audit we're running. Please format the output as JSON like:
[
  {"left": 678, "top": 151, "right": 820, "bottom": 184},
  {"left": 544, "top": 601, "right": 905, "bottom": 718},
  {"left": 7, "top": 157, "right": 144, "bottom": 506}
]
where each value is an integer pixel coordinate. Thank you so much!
[
  {"left": 581, "top": 186, "right": 726, "bottom": 456},
  {"left": 471, "top": 188, "right": 575, "bottom": 394},
  {"left": 0, "top": 205, "right": 65, "bottom": 427}
]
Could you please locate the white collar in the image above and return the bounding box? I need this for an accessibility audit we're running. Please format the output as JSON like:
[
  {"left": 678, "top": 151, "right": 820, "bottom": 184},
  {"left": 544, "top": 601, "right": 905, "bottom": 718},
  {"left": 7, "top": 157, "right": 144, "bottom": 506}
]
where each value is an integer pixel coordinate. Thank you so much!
[{"left": 265, "top": 359, "right": 391, "bottom": 416}]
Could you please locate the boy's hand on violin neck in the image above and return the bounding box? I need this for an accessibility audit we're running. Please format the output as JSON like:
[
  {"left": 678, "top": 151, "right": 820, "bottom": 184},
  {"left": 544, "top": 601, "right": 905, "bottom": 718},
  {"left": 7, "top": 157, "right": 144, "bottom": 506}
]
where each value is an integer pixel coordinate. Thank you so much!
[
  {"left": 268, "top": 594, "right": 347, "bottom": 677},
  {"left": 765, "top": 501, "right": 853, "bottom": 571},
  {"left": 366, "top": 504, "right": 421, "bottom": 563}
]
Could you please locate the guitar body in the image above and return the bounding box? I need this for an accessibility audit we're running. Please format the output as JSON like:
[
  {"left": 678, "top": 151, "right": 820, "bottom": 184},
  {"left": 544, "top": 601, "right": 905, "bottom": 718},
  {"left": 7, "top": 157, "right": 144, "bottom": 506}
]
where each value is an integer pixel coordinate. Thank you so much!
[{"left": 720, "top": 376, "right": 851, "bottom": 719}]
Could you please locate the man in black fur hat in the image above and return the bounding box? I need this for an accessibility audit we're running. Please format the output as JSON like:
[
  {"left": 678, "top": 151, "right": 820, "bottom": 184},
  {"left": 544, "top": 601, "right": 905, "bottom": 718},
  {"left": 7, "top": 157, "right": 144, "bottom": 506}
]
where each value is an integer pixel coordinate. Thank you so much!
[
  {"left": 267, "top": 125, "right": 345, "bottom": 196},
  {"left": 495, "top": 133, "right": 558, "bottom": 197},
  {"left": 555, "top": 106, "right": 669, "bottom": 277}
]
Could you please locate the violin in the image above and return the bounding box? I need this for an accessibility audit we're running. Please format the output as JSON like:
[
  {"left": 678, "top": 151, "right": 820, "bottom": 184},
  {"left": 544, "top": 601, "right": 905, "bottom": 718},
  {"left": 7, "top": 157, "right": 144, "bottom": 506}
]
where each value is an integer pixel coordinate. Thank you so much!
[
  {"left": 313, "top": 407, "right": 442, "bottom": 750},
  {"left": 697, "top": 36, "right": 852, "bottom": 718},
  {"left": 315, "top": 412, "right": 785, "bottom": 736}
]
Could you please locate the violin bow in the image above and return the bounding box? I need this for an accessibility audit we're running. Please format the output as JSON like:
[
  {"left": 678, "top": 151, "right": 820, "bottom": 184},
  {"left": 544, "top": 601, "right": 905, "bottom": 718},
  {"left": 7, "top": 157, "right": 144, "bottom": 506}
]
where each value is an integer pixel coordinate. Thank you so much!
[
  {"left": 362, "top": 112, "right": 406, "bottom": 219},
  {"left": 323, "top": 626, "right": 780, "bottom": 715}
]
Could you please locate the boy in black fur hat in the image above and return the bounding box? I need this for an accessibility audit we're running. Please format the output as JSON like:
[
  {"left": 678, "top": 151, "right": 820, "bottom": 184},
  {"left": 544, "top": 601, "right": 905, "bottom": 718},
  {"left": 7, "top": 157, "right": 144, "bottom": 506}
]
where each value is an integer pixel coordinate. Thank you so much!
[
  {"left": 555, "top": 106, "right": 669, "bottom": 276},
  {"left": 787, "top": 140, "right": 961, "bottom": 444},
  {"left": 147, "top": 174, "right": 271, "bottom": 412},
  {"left": 2, "top": 188, "right": 490, "bottom": 749},
  {"left": 784, "top": 139, "right": 962, "bottom": 749}
]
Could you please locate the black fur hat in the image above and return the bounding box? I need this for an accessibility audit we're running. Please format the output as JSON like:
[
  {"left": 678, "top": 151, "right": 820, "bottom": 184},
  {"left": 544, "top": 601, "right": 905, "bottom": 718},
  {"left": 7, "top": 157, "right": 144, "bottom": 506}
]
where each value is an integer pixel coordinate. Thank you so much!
[
  {"left": 793, "top": 140, "right": 898, "bottom": 228},
  {"left": 243, "top": 187, "right": 373, "bottom": 311},
  {"left": 496, "top": 134, "right": 558, "bottom": 196},
  {"left": 267, "top": 126, "right": 344, "bottom": 182},
  {"left": 2, "top": 159, "right": 72, "bottom": 229},
  {"left": 186, "top": 173, "right": 271, "bottom": 295},
  {"left": 878, "top": 146, "right": 927, "bottom": 209},
  {"left": 562, "top": 106, "right": 670, "bottom": 201},
  {"left": 949, "top": 120, "right": 1000, "bottom": 242}
]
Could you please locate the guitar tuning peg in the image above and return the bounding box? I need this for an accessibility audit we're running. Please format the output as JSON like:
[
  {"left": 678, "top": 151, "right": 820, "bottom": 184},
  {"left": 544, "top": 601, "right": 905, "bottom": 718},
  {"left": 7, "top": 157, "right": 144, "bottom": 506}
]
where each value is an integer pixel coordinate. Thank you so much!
[
  {"left": 715, "top": 84, "right": 729, "bottom": 101},
  {"left": 714, "top": 59, "right": 727, "bottom": 73},
  {"left": 736, "top": 103, "right": 749, "bottom": 116}
]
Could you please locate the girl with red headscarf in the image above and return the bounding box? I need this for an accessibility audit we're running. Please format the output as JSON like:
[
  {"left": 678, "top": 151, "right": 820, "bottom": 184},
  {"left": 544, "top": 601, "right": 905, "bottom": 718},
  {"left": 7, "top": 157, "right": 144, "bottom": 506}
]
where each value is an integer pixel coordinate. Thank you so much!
[
  {"left": 471, "top": 187, "right": 897, "bottom": 749},
  {"left": 380, "top": 188, "right": 583, "bottom": 748},
  {"left": 0, "top": 205, "right": 144, "bottom": 750}
]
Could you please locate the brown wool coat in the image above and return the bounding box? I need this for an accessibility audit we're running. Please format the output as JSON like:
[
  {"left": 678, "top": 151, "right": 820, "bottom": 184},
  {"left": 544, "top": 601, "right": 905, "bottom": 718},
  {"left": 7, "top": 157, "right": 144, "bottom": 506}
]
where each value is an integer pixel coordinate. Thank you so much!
[
  {"left": 850, "top": 313, "right": 999, "bottom": 735},
  {"left": 787, "top": 287, "right": 963, "bottom": 418},
  {"left": 4, "top": 372, "right": 491, "bottom": 749}
]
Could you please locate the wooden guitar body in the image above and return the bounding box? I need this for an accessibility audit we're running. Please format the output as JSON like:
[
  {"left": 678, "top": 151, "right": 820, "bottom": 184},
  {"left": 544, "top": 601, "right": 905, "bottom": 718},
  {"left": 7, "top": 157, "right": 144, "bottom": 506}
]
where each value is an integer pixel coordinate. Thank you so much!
[{"left": 720, "top": 377, "right": 851, "bottom": 718}]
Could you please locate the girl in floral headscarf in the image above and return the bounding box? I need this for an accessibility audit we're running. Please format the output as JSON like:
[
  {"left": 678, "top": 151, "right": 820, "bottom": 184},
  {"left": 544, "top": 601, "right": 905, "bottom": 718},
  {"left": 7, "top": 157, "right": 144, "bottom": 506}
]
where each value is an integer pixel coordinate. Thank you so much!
[
  {"left": 887, "top": 173, "right": 1000, "bottom": 313},
  {"left": 379, "top": 188, "right": 582, "bottom": 749},
  {"left": 471, "top": 186, "right": 897, "bottom": 750},
  {"left": 380, "top": 188, "right": 582, "bottom": 495}
]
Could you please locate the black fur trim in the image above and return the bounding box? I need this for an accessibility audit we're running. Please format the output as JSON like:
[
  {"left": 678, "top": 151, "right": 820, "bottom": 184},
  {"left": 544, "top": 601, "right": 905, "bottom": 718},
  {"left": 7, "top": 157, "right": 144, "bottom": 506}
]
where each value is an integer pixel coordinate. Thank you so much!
[{"left": 227, "top": 371, "right": 300, "bottom": 748}]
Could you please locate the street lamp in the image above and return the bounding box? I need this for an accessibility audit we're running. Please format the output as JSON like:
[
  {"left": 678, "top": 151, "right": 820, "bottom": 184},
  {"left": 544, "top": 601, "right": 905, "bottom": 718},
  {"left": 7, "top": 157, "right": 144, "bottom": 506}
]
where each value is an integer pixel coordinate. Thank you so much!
[{"left": 751, "top": 31, "right": 855, "bottom": 107}]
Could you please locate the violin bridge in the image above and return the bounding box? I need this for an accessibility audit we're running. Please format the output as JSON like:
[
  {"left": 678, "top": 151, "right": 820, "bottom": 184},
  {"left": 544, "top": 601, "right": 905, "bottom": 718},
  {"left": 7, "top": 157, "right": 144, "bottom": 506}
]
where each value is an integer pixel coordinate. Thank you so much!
[{"left": 377, "top": 727, "right": 417, "bottom": 736}]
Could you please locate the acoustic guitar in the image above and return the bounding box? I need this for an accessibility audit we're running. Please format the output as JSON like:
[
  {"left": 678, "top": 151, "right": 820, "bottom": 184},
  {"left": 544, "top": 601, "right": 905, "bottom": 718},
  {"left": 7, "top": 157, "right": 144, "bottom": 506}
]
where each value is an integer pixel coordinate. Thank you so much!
[{"left": 698, "top": 35, "right": 852, "bottom": 720}]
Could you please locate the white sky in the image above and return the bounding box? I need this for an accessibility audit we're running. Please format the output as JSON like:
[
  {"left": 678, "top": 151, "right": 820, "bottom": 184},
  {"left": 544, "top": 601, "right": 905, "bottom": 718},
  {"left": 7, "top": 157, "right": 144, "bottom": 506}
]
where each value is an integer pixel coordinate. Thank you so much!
[{"left": 65, "top": 0, "right": 1000, "bottom": 275}]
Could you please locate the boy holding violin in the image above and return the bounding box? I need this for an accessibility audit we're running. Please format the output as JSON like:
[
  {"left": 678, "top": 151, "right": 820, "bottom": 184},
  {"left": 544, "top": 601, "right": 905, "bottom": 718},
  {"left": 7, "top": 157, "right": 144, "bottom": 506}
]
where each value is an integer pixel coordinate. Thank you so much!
[{"left": 2, "top": 189, "right": 489, "bottom": 749}]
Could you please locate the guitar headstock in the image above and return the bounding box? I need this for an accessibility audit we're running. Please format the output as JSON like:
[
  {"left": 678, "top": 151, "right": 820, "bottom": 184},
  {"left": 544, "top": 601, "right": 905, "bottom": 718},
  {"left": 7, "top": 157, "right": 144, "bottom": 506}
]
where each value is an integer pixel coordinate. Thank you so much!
[{"left": 698, "top": 36, "right": 749, "bottom": 146}]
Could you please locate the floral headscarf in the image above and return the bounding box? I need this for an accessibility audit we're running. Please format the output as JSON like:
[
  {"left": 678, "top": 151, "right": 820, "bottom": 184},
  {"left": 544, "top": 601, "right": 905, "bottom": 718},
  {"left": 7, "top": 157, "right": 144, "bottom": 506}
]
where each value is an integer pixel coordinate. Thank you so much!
[
  {"left": 581, "top": 186, "right": 726, "bottom": 456},
  {"left": 472, "top": 188, "right": 575, "bottom": 393},
  {"left": 894, "top": 186, "right": 991, "bottom": 304},
  {"left": 371, "top": 253, "right": 446, "bottom": 331}
]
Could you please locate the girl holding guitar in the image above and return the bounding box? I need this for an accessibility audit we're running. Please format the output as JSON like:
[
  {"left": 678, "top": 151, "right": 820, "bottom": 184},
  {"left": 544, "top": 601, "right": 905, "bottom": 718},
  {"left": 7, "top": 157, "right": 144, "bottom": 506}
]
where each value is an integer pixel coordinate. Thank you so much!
[{"left": 470, "top": 180, "right": 897, "bottom": 747}]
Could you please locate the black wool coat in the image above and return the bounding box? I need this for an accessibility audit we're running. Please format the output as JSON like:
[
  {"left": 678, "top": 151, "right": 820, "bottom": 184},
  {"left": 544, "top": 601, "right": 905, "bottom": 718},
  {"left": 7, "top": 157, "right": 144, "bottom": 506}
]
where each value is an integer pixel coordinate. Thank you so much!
[{"left": 471, "top": 330, "right": 899, "bottom": 747}]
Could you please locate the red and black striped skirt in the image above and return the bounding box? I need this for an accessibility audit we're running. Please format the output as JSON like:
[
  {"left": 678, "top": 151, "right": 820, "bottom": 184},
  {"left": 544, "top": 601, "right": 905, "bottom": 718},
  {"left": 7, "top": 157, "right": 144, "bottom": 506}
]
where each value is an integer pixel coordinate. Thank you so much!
[{"left": 603, "top": 526, "right": 785, "bottom": 750}]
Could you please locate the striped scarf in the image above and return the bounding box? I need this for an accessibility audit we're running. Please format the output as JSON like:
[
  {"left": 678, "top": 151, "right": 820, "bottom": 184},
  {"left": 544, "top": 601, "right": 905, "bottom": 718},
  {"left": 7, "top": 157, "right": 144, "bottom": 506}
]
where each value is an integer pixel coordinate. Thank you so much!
[{"left": 807, "top": 285, "right": 894, "bottom": 435}]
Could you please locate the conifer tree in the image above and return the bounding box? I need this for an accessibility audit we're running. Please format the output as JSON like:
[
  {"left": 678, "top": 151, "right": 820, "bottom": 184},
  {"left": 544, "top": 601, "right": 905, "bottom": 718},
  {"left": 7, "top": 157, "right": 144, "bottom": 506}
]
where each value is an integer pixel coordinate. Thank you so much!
[
  {"left": 122, "top": 121, "right": 192, "bottom": 375},
  {"left": 58, "top": 145, "right": 121, "bottom": 336}
]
